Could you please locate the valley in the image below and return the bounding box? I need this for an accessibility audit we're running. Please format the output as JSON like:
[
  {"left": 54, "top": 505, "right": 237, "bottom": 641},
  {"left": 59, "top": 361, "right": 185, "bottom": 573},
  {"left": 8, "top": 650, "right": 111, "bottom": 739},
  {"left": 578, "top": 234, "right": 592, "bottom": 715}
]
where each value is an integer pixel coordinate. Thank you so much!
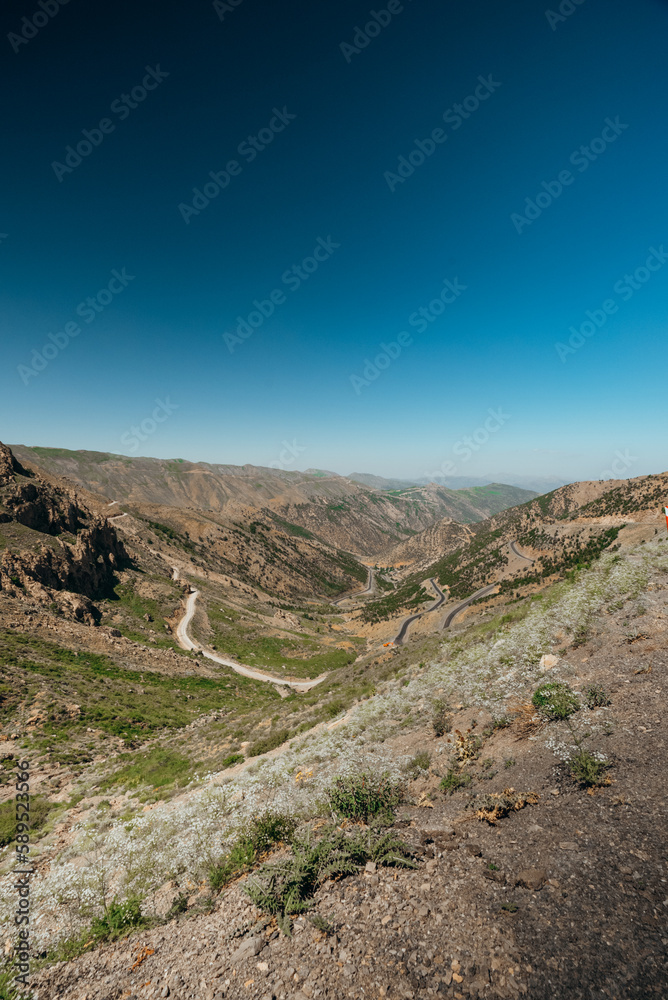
[{"left": 0, "top": 442, "right": 666, "bottom": 1000}]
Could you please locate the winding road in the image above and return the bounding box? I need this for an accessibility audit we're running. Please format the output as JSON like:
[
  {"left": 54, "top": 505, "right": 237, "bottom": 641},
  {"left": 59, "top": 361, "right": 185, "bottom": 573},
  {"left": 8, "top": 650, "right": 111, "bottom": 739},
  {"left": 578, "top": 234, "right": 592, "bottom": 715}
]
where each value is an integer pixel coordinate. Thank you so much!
[
  {"left": 440, "top": 539, "right": 533, "bottom": 628},
  {"left": 172, "top": 536, "right": 535, "bottom": 682},
  {"left": 172, "top": 571, "right": 329, "bottom": 693},
  {"left": 510, "top": 540, "right": 534, "bottom": 562},
  {"left": 392, "top": 577, "right": 447, "bottom": 646},
  {"left": 441, "top": 584, "right": 498, "bottom": 628},
  {"left": 332, "top": 567, "right": 375, "bottom": 606},
  {"left": 390, "top": 537, "right": 533, "bottom": 643}
]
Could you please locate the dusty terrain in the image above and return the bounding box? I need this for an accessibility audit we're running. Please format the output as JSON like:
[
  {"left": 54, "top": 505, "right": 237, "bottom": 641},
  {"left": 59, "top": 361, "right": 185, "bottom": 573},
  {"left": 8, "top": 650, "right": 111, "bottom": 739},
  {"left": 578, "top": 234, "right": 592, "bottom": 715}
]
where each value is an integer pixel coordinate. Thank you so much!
[
  {"left": 1, "top": 443, "right": 667, "bottom": 1000},
  {"left": 28, "top": 539, "right": 668, "bottom": 1000}
]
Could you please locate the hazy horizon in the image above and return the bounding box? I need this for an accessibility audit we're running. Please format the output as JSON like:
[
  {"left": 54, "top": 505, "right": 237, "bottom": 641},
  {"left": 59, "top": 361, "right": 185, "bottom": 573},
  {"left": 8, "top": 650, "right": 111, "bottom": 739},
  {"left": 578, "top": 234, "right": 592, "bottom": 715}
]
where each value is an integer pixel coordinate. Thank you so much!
[{"left": 10, "top": 438, "right": 664, "bottom": 491}]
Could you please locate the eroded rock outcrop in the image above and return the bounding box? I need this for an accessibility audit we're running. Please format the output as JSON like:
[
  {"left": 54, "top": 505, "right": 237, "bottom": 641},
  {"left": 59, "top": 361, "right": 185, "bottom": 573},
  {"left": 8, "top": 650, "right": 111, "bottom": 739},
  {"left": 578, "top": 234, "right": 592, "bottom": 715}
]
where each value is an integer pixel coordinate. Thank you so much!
[{"left": 0, "top": 442, "right": 130, "bottom": 614}]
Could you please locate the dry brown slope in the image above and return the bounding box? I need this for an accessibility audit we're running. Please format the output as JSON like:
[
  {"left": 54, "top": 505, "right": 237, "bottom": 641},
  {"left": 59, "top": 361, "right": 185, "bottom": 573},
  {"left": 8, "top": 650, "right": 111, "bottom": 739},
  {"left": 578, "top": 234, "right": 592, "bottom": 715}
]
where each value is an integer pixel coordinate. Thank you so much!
[{"left": 9, "top": 447, "right": 537, "bottom": 560}]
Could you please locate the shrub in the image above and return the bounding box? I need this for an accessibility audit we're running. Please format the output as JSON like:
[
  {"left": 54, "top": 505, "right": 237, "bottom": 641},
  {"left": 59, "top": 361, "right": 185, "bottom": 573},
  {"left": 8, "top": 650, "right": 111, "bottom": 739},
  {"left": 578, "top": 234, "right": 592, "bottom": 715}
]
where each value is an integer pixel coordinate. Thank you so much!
[
  {"left": 245, "top": 826, "right": 417, "bottom": 934},
  {"left": 248, "top": 729, "right": 290, "bottom": 757},
  {"left": 439, "top": 768, "right": 472, "bottom": 795},
  {"left": 584, "top": 685, "right": 610, "bottom": 709},
  {"left": 327, "top": 772, "right": 403, "bottom": 824},
  {"left": 406, "top": 751, "right": 431, "bottom": 779},
  {"left": 569, "top": 750, "right": 610, "bottom": 787},
  {"left": 432, "top": 699, "right": 452, "bottom": 737},
  {"left": 532, "top": 682, "right": 580, "bottom": 721},
  {"left": 165, "top": 892, "right": 189, "bottom": 919},
  {"left": 221, "top": 753, "right": 244, "bottom": 768},
  {"left": 209, "top": 811, "right": 296, "bottom": 891},
  {"left": 90, "top": 898, "right": 145, "bottom": 941}
]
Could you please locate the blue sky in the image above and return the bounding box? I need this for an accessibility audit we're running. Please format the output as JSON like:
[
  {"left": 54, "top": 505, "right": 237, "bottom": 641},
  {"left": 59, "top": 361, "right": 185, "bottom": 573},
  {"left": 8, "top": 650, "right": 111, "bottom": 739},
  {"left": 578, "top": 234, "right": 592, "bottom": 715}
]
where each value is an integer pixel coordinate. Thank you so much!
[{"left": 1, "top": 0, "right": 667, "bottom": 483}]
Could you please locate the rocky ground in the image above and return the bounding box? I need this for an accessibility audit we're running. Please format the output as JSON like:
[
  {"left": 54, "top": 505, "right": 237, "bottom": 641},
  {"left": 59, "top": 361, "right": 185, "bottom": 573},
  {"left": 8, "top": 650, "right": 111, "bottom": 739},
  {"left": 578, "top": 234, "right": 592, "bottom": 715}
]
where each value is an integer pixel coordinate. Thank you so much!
[{"left": 33, "top": 574, "right": 668, "bottom": 1000}]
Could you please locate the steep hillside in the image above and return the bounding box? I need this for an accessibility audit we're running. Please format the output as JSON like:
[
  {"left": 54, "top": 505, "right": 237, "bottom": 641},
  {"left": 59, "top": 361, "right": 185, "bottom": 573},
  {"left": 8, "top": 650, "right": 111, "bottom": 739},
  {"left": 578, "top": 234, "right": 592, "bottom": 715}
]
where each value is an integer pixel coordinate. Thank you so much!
[
  {"left": 429, "top": 472, "right": 668, "bottom": 601},
  {"left": 6, "top": 537, "right": 667, "bottom": 1000},
  {"left": 359, "top": 472, "right": 666, "bottom": 624},
  {"left": 380, "top": 517, "right": 475, "bottom": 571},
  {"left": 9, "top": 448, "right": 537, "bottom": 560},
  {"left": 9, "top": 447, "right": 359, "bottom": 510},
  {"left": 109, "top": 500, "right": 370, "bottom": 601},
  {"left": 347, "top": 472, "right": 419, "bottom": 490},
  {"left": 267, "top": 483, "right": 536, "bottom": 558}
]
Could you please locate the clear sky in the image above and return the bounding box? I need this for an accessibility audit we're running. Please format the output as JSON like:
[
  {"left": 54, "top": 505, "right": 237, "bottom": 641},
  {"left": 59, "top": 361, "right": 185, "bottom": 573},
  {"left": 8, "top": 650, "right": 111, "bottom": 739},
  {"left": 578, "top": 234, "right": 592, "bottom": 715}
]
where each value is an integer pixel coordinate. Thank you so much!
[{"left": 1, "top": 0, "right": 666, "bottom": 483}]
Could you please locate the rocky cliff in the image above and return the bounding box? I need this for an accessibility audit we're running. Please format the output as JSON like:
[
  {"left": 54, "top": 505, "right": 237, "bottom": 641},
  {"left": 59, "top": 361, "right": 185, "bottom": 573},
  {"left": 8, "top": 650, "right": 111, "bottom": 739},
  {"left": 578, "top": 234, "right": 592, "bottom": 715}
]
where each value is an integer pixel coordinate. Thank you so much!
[{"left": 0, "top": 442, "right": 129, "bottom": 619}]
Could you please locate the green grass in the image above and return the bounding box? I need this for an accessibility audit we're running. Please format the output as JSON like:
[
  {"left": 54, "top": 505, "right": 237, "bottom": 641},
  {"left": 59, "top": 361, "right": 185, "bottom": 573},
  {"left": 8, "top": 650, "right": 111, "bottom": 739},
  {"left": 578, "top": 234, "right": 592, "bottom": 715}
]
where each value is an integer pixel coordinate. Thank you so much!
[
  {"left": 327, "top": 772, "right": 403, "bottom": 824},
  {"left": 532, "top": 682, "right": 580, "bottom": 721},
  {"left": 245, "top": 826, "right": 417, "bottom": 934},
  {"left": 46, "top": 897, "right": 150, "bottom": 964},
  {"left": 439, "top": 768, "right": 472, "bottom": 794},
  {"left": 270, "top": 515, "right": 314, "bottom": 540},
  {"left": 247, "top": 729, "right": 291, "bottom": 757},
  {"left": 205, "top": 603, "right": 355, "bottom": 678},
  {"left": 0, "top": 963, "right": 34, "bottom": 1000},
  {"left": 209, "top": 811, "right": 297, "bottom": 891},
  {"left": 406, "top": 752, "right": 431, "bottom": 779},
  {"left": 97, "top": 748, "right": 194, "bottom": 792},
  {"left": 28, "top": 446, "right": 111, "bottom": 463},
  {"left": 100, "top": 576, "right": 183, "bottom": 650},
  {"left": 221, "top": 752, "right": 244, "bottom": 768},
  {"left": 0, "top": 795, "right": 54, "bottom": 847},
  {"left": 0, "top": 631, "right": 280, "bottom": 749}
]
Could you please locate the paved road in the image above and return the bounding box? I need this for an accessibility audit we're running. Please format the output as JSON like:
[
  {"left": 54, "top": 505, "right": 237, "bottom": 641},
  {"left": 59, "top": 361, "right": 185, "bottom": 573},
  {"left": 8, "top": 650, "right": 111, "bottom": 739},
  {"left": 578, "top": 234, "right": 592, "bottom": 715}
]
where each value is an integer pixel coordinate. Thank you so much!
[
  {"left": 172, "top": 570, "right": 328, "bottom": 692},
  {"left": 510, "top": 540, "right": 534, "bottom": 563},
  {"left": 442, "top": 584, "right": 498, "bottom": 628},
  {"left": 332, "top": 567, "right": 374, "bottom": 606},
  {"left": 392, "top": 577, "right": 446, "bottom": 645}
]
